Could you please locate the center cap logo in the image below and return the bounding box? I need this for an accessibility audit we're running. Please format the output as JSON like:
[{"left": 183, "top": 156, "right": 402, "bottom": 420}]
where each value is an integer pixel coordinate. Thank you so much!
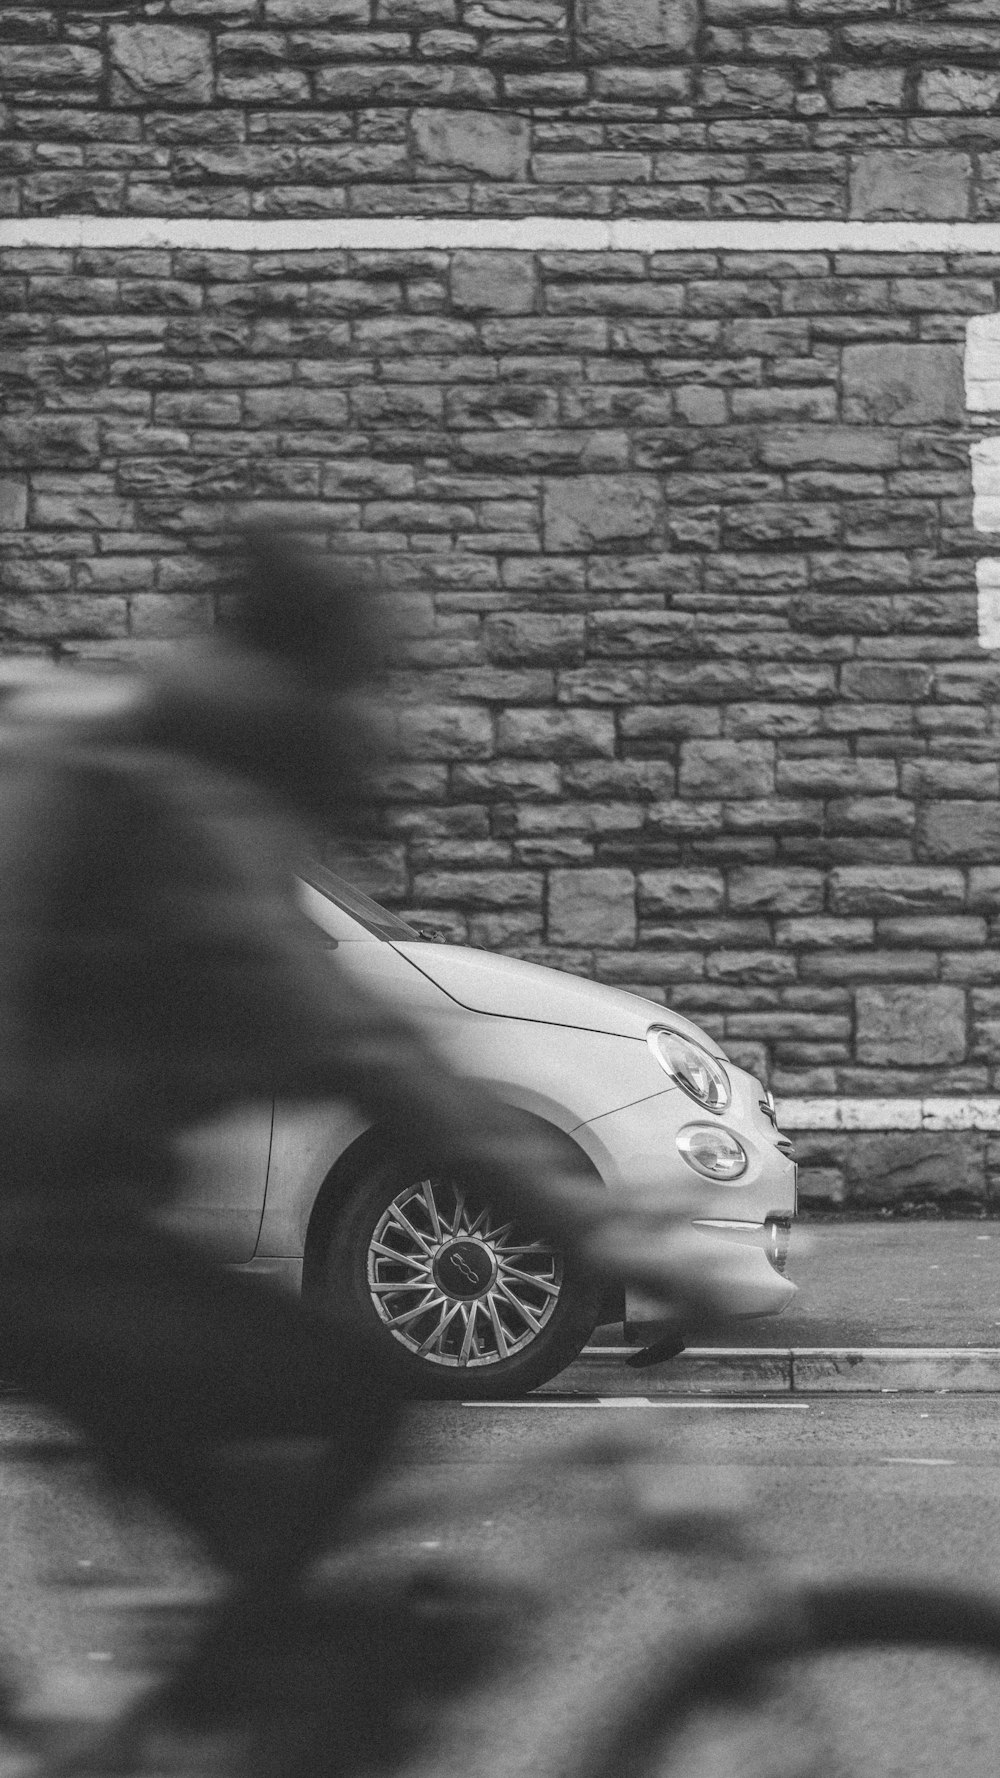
[{"left": 435, "top": 1239, "right": 494, "bottom": 1299}]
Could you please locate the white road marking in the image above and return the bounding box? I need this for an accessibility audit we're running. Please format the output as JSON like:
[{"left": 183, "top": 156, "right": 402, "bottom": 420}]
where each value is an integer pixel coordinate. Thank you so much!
[
  {"left": 460, "top": 1399, "right": 811, "bottom": 1409},
  {"left": 880, "top": 1457, "right": 958, "bottom": 1465},
  {"left": 597, "top": 1397, "right": 654, "bottom": 1407}
]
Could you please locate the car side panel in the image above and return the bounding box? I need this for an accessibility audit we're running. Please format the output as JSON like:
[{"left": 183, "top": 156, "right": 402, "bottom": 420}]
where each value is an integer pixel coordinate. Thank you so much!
[
  {"left": 257, "top": 1017, "right": 673, "bottom": 1258},
  {"left": 159, "top": 1101, "right": 273, "bottom": 1261}
]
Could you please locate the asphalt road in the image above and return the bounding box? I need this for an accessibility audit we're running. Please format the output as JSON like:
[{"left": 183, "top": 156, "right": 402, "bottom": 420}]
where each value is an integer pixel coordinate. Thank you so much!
[{"left": 2, "top": 1395, "right": 1000, "bottom": 1776}]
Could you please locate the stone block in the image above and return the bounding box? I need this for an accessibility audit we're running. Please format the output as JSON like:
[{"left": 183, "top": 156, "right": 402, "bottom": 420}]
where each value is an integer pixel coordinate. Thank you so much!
[
  {"left": 395, "top": 704, "right": 492, "bottom": 761},
  {"left": 549, "top": 868, "right": 636, "bottom": 947},
  {"left": 485, "top": 614, "right": 585, "bottom": 665},
  {"left": 413, "top": 870, "right": 542, "bottom": 910},
  {"left": 412, "top": 109, "right": 530, "bottom": 178},
  {"left": 762, "top": 427, "right": 900, "bottom": 471},
  {"left": 827, "top": 800, "right": 916, "bottom": 839},
  {"left": 881, "top": 916, "right": 986, "bottom": 948},
  {"left": 109, "top": 26, "right": 213, "bottom": 106},
  {"left": 918, "top": 68, "right": 1000, "bottom": 113},
  {"left": 0, "top": 480, "right": 27, "bottom": 530},
  {"left": 637, "top": 870, "right": 725, "bottom": 916},
  {"left": 969, "top": 867, "right": 1000, "bottom": 911},
  {"left": 451, "top": 251, "right": 536, "bottom": 313},
  {"left": 849, "top": 150, "right": 971, "bottom": 220},
  {"left": 729, "top": 867, "right": 824, "bottom": 915},
  {"left": 775, "top": 917, "right": 874, "bottom": 949},
  {"left": 577, "top": 0, "right": 697, "bottom": 55},
  {"left": 0, "top": 417, "right": 100, "bottom": 469},
  {"left": 3, "top": 44, "right": 103, "bottom": 89},
  {"left": 699, "top": 67, "right": 794, "bottom": 111},
  {"left": 844, "top": 1132, "right": 985, "bottom": 1211},
  {"left": 453, "top": 761, "right": 560, "bottom": 800},
  {"left": 831, "top": 69, "right": 905, "bottom": 112},
  {"left": 705, "top": 950, "right": 798, "bottom": 985},
  {"left": 921, "top": 801, "right": 1000, "bottom": 861},
  {"left": 856, "top": 984, "right": 967, "bottom": 1066},
  {"left": 675, "top": 387, "right": 727, "bottom": 426},
  {"left": 542, "top": 476, "right": 661, "bottom": 551},
  {"left": 497, "top": 708, "right": 615, "bottom": 759},
  {"left": 842, "top": 344, "right": 965, "bottom": 425},
  {"left": 679, "top": 740, "right": 775, "bottom": 799},
  {"left": 829, "top": 866, "right": 965, "bottom": 915},
  {"left": 840, "top": 663, "right": 933, "bottom": 702},
  {"left": 265, "top": 0, "right": 369, "bottom": 18},
  {"left": 776, "top": 759, "right": 898, "bottom": 796},
  {"left": 0, "top": 594, "right": 126, "bottom": 640},
  {"left": 902, "top": 761, "right": 999, "bottom": 799}
]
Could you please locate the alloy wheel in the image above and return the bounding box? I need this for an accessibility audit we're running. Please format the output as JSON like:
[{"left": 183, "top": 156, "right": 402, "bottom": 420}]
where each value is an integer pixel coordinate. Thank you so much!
[{"left": 366, "top": 1176, "right": 563, "bottom": 1368}]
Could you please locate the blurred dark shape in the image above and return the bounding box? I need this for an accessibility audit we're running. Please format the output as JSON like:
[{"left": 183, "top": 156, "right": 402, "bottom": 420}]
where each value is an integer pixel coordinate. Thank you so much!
[
  {"left": 226, "top": 525, "right": 391, "bottom": 691},
  {"left": 0, "top": 528, "right": 602, "bottom": 1773},
  {"left": 140, "top": 529, "right": 393, "bottom": 837},
  {"left": 0, "top": 527, "right": 722, "bottom": 1773}
]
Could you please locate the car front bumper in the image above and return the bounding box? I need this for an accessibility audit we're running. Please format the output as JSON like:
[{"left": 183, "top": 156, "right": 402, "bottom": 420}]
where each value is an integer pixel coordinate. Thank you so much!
[
  {"left": 624, "top": 1215, "right": 797, "bottom": 1340},
  {"left": 573, "top": 1066, "right": 799, "bottom": 1330}
]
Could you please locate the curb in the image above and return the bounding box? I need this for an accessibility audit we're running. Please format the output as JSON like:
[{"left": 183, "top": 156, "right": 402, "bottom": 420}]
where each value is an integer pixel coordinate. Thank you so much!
[{"left": 541, "top": 1346, "right": 1000, "bottom": 1396}]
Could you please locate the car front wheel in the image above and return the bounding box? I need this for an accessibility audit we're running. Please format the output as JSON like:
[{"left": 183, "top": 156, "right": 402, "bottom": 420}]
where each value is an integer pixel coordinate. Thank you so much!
[{"left": 320, "top": 1157, "right": 605, "bottom": 1400}]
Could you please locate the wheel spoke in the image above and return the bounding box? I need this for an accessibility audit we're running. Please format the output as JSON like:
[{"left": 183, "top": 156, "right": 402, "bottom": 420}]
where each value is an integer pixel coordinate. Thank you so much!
[
  {"left": 385, "top": 1292, "right": 448, "bottom": 1331},
  {"left": 417, "top": 1299, "right": 464, "bottom": 1357},
  {"left": 485, "top": 1292, "right": 512, "bottom": 1361},
  {"left": 419, "top": 1178, "right": 444, "bottom": 1242},
  {"left": 465, "top": 1203, "right": 490, "bottom": 1237},
  {"left": 369, "top": 1240, "right": 431, "bottom": 1272},
  {"left": 370, "top": 1280, "right": 436, "bottom": 1295},
  {"left": 458, "top": 1301, "right": 480, "bottom": 1364},
  {"left": 449, "top": 1188, "right": 467, "bottom": 1236},
  {"left": 387, "top": 1205, "right": 436, "bottom": 1256},
  {"left": 494, "top": 1280, "right": 544, "bottom": 1334},
  {"left": 498, "top": 1265, "right": 560, "bottom": 1298}
]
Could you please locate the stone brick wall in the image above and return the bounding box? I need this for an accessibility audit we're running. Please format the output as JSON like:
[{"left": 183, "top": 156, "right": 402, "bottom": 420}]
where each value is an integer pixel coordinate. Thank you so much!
[
  {"left": 11, "top": 0, "right": 1000, "bottom": 223},
  {"left": 6, "top": 0, "right": 1000, "bottom": 1212}
]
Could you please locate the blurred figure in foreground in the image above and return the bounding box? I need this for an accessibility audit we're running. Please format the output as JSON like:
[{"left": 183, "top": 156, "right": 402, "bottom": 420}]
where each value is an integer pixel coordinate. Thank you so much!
[{"left": 0, "top": 529, "right": 733, "bottom": 1775}]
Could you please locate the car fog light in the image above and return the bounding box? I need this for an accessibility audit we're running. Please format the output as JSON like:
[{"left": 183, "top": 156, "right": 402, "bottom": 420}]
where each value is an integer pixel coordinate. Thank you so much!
[
  {"left": 765, "top": 1216, "right": 791, "bottom": 1275},
  {"left": 677, "top": 1125, "right": 748, "bottom": 1183}
]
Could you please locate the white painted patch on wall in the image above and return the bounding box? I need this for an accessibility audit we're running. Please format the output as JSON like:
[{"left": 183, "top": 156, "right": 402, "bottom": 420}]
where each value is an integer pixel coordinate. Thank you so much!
[
  {"left": 975, "top": 559, "right": 1000, "bottom": 650},
  {"left": 777, "top": 1098, "right": 1000, "bottom": 1131},
  {"left": 964, "top": 313, "right": 1000, "bottom": 412},
  {"left": 966, "top": 315, "right": 1000, "bottom": 649}
]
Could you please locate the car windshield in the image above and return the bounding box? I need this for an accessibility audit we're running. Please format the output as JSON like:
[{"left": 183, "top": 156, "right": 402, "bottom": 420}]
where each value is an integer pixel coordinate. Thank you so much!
[{"left": 299, "top": 861, "right": 423, "bottom": 942}]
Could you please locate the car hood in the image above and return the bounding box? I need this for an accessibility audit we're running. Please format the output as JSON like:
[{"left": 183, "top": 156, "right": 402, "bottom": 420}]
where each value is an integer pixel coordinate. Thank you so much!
[{"left": 391, "top": 941, "right": 726, "bottom": 1052}]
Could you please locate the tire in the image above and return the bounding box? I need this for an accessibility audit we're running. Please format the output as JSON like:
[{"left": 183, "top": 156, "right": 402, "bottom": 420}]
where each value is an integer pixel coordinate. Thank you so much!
[
  {"left": 574, "top": 1579, "right": 1000, "bottom": 1778},
  {"left": 318, "top": 1153, "right": 605, "bottom": 1400}
]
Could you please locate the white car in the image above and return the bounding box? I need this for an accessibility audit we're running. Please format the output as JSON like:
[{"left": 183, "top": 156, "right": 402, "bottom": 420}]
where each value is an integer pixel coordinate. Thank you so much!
[{"left": 177, "top": 864, "right": 797, "bottom": 1399}]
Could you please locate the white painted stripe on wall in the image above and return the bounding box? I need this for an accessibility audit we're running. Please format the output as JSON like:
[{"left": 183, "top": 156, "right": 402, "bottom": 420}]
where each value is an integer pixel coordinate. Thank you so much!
[
  {"left": 777, "top": 1098, "right": 1000, "bottom": 1132},
  {"left": 975, "top": 560, "right": 1000, "bottom": 648},
  {"left": 14, "top": 216, "right": 1000, "bottom": 253},
  {"left": 966, "top": 316, "right": 1000, "bottom": 649},
  {"left": 964, "top": 314, "right": 1000, "bottom": 411}
]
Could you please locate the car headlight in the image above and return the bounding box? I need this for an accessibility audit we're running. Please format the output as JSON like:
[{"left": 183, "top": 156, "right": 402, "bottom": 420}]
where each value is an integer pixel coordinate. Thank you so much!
[
  {"left": 677, "top": 1125, "right": 748, "bottom": 1183},
  {"left": 647, "top": 1026, "right": 731, "bottom": 1114}
]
